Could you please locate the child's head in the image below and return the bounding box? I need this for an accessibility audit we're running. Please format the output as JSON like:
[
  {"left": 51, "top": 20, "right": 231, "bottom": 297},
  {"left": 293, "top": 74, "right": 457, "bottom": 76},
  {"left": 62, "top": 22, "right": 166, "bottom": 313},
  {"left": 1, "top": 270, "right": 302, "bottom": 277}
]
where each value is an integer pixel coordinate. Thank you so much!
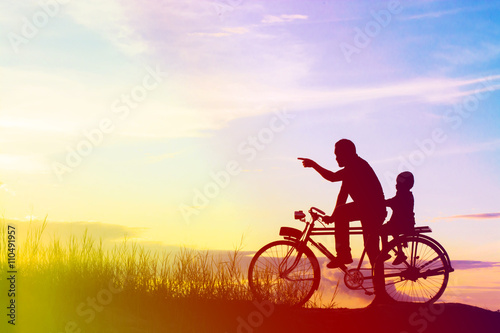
[{"left": 396, "top": 171, "right": 414, "bottom": 191}]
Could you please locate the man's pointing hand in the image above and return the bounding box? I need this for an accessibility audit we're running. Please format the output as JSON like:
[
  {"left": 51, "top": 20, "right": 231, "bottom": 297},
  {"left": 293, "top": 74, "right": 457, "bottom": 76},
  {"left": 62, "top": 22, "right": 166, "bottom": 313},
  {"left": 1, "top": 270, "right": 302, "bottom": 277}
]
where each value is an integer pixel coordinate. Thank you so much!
[{"left": 298, "top": 157, "right": 318, "bottom": 168}]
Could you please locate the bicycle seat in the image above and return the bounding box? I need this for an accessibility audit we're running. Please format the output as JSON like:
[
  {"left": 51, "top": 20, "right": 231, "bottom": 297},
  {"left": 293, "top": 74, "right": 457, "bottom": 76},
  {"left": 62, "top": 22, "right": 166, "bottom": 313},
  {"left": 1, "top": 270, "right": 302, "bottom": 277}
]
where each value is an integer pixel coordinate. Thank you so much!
[{"left": 279, "top": 227, "right": 302, "bottom": 240}]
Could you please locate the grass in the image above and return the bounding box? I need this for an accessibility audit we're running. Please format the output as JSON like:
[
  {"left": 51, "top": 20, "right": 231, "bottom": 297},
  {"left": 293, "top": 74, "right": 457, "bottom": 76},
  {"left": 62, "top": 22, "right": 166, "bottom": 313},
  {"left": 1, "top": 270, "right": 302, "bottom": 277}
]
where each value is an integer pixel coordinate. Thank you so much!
[
  {"left": 4, "top": 220, "right": 499, "bottom": 333},
  {"left": 1, "top": 219, "right": 337, "bottom": 332},
  {"left": 3, "top": 218, "right": 249, "bottom": 296}
]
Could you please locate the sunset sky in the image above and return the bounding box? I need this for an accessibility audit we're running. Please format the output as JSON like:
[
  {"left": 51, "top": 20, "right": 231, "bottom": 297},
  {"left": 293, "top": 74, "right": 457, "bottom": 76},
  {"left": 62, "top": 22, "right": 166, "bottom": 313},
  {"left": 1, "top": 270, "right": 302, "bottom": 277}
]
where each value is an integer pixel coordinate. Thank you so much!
[{"left": 1, "top": 0, "right": 499, "bottom": 309}]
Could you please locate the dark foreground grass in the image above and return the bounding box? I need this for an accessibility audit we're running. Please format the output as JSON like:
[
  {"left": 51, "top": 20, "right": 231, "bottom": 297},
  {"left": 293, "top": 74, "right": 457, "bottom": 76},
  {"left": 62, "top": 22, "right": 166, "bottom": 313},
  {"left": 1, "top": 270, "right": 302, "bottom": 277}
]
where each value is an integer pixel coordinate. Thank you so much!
[
  {"left": 1, "top": 221, "right": 499, "bottom": 332},
  {"left": 21, "top": 297, "right": 500, "bottom": 333},
  {"left": 0, "top": 219, "right": 252, "bottom": 332}
]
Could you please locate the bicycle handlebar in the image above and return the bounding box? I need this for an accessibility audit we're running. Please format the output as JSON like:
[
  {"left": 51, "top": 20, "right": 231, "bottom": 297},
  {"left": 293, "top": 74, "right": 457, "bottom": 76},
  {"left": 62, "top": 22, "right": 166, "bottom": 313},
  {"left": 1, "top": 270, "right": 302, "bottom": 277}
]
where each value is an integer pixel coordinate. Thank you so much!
[
  {"left": 294, "top": 207, "right": 326, "bottom": 223},
  {"left": 309, "top": 207, "right": 325, "bottom": 216}
]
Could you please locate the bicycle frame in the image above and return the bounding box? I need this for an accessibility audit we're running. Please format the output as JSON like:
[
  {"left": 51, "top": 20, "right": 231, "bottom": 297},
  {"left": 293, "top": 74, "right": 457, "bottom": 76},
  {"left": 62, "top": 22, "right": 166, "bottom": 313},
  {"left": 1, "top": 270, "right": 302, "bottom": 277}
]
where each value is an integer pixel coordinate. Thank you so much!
[
  {"left": 279, "top": 208, "right": 441, "bottom": 289},
  {"left": 249, "top": 206, "right": 453, "bottom": 305},
  {"left": 309, "top": 224, "right": 368, "bottom": 270},
  {"left": 280, "top": 211, "right": 374, "bottom": 291}
]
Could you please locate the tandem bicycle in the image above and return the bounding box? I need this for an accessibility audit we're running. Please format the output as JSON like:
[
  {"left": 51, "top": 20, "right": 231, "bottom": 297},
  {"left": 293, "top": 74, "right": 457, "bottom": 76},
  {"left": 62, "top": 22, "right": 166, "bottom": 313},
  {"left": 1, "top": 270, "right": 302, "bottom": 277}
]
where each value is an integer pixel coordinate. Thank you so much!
[{"left": 248, "top": 206, "right": 454, "bottom": 307}]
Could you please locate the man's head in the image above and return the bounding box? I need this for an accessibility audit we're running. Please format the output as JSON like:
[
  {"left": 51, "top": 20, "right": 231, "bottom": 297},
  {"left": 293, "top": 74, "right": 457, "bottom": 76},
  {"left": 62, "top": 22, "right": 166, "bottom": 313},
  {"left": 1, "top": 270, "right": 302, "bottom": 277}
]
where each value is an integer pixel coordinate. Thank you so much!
[
  {"left": 396, "top": 171, "right": 414, "bottom": 191},
  {"left": 334, "top": 139, "right": 357, "bottom": 167}
]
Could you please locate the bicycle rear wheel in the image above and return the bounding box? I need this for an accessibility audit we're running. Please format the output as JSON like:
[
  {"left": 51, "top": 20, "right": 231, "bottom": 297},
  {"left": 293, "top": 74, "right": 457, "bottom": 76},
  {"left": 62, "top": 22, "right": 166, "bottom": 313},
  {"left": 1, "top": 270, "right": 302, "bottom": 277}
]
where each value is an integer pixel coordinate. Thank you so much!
[
  {"left": 374, "top": 235, "right": 449, "bottom": 303},
  {"left": 248, "top": 240, "right": 320, "bottom": 307}
]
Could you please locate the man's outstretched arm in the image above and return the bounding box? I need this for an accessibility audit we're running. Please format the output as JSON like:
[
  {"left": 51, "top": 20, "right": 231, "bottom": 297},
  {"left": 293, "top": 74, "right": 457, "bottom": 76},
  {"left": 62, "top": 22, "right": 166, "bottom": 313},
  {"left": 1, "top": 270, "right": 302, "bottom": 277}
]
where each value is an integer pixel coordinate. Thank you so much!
[{"left": 298, "top": 157, "right": 343, "bottom": 182}]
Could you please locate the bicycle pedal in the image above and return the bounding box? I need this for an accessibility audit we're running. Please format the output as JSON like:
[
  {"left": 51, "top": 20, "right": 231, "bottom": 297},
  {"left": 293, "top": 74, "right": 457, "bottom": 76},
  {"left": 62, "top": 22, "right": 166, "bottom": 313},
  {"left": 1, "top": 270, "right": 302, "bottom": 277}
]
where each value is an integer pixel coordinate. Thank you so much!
[{"left": 365, "top": 291, "right": 374, "bottom": 296}]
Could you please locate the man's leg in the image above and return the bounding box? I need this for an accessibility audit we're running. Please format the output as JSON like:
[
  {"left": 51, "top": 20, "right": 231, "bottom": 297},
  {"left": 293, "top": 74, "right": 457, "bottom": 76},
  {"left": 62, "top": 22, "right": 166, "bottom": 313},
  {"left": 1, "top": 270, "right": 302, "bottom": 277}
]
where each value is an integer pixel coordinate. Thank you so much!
[
  {"left": 380, "top": 223, "right": 389, "bottom": 248},
  {"left": 363, "top": 217, "right": 393, "bottom": 305},
  {"left": 334, "top": 218, "right": 351, "bottom": 262},
  {"left": 361, "top": 216, "right": 385, "bottom": 266},
  {"left": 329, "top": 203, "right": 360, "bottom": 265}
]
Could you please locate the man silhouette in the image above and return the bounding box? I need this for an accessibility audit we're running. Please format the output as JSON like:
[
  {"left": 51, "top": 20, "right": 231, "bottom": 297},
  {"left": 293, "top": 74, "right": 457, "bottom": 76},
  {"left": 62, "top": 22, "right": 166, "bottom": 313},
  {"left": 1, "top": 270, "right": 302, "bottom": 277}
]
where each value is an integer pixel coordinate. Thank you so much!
[{"left": 299, "top": 139, "right": 386, "bottom": 268}]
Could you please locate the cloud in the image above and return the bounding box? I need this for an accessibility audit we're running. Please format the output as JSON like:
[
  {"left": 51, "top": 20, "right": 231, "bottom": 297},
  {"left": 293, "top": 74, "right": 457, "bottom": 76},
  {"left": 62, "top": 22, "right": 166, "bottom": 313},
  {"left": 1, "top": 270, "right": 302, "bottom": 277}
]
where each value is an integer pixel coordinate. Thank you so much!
[
  {"left": 400, "top": 3, "right": 493, "bottom": 22},
  {"left": 2, "top": 218, "right": 190, "bottom": 253},
  {"left": 0, "top": 154, "right": 50, "bottom": 174},
  {"left": 4, "top": 0, "right": 500, "bottom": 145},
  {"left": 400, "top": 8, "right": 464, "bottom": 21},
  {"left": 266, "top": 74, "right": 500, "bottom": 111},
  {"left": 0, "top": 117, "right": 78, "bottom": 135},
  {"left": 0, "top": 181, "right": 16, "bottom": 196},
  {"left": 441, "top": 212, "right": 500, "bottom": 220},
  {"left": 146, "top": 152, "right": 182, "bottom": 164},
  {"left": 374, "top": 138, "right": 500, "bottom": 171},
  {"left": 242, "top": 169, "right": 263, "bottom": 173},
  {"left": 6, "top": 219, "right": 147, "bottom": 241},
  {"left": 223, "top": 26, "right": 250, "bottom": 34},
  {"left": 434, "top": 43, "right": 500, "bottom": 66},
  {"left": 261, "top": 14, "right": 308, "bottom": 24},
  {"left": 451, "top": 260, "right": 500, "bottom": 270},
  {"left": 316, "top": 257, "right": 373, "bottom": 307},
  {"left": 64, "top": 0, "right": 149, "bottom": 56},
  {"left": 188, "top": 32, "right": 232, "bottom": 38},
  {"left": 426, "top": 138, "right": 500, "bottom": 161},
  {"left": 188, "top": 26, "right": 250, "bottom": 38}
]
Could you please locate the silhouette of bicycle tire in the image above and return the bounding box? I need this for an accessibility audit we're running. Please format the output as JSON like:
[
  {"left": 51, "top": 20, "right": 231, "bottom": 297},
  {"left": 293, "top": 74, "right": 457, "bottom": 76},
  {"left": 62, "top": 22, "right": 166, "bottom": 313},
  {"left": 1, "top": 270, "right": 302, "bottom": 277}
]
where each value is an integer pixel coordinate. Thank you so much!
[
  {"left": 248, "top": 240, "right": 321, "bottom": 307},
  {"left": 373, "top": 234, "right": 452, "bottom": 303}
]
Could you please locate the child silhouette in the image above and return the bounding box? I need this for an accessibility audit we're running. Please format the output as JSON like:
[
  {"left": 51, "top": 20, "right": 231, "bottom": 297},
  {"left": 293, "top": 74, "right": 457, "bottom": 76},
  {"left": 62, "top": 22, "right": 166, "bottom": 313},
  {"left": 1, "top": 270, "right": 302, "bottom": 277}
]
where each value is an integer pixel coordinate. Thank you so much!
[{"left": 381, "top": 171, "right": 415, "bottom": 265}]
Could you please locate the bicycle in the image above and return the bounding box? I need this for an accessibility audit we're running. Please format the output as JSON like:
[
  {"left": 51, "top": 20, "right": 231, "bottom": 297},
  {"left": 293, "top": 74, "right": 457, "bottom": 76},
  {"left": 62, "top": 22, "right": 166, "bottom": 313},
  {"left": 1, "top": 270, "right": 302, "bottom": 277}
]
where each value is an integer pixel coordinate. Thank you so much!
[{"left": 248, "top": 207, "right": 454, "bottom": 307}]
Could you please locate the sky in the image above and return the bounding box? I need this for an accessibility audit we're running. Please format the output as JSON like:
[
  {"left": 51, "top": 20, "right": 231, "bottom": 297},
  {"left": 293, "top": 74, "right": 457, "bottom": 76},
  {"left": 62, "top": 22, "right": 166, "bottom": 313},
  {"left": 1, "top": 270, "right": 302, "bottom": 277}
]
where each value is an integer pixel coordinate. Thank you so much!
[{"left": 1, "top": 0, "right": 500, "bottom": 309}]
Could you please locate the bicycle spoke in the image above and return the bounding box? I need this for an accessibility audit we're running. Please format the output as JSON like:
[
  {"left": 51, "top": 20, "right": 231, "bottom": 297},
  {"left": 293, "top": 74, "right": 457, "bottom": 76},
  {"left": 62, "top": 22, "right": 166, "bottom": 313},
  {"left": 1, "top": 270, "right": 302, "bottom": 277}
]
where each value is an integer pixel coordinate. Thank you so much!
[
  {"left": 249, "top": 241, "right": 320, "bottom": 307},
  {"left": 375, "top": 236, "right": 449, "bottom": 303}
]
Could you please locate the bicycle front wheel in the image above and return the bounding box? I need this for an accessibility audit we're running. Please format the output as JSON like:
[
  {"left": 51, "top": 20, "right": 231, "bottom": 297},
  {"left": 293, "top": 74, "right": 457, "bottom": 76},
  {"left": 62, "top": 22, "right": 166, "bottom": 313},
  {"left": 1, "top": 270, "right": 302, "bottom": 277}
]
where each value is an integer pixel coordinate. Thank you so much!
[
  {"left": 248, "top": 240, "right": 320, "bottom": 307},
  {"left": 374, "top": 235, "right": 449, "bottom": 303}
]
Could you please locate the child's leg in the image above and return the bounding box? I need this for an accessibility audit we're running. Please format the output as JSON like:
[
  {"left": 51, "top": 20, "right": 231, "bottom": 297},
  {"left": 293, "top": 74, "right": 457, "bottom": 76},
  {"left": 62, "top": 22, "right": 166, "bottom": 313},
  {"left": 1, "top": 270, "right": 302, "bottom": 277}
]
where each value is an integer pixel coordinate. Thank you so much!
[
  {"left": 392, "top": 237, "right": 407, "bottom": 265},
  {"left": 379, "top": 225, "right": 392, "bottom": 261}
]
